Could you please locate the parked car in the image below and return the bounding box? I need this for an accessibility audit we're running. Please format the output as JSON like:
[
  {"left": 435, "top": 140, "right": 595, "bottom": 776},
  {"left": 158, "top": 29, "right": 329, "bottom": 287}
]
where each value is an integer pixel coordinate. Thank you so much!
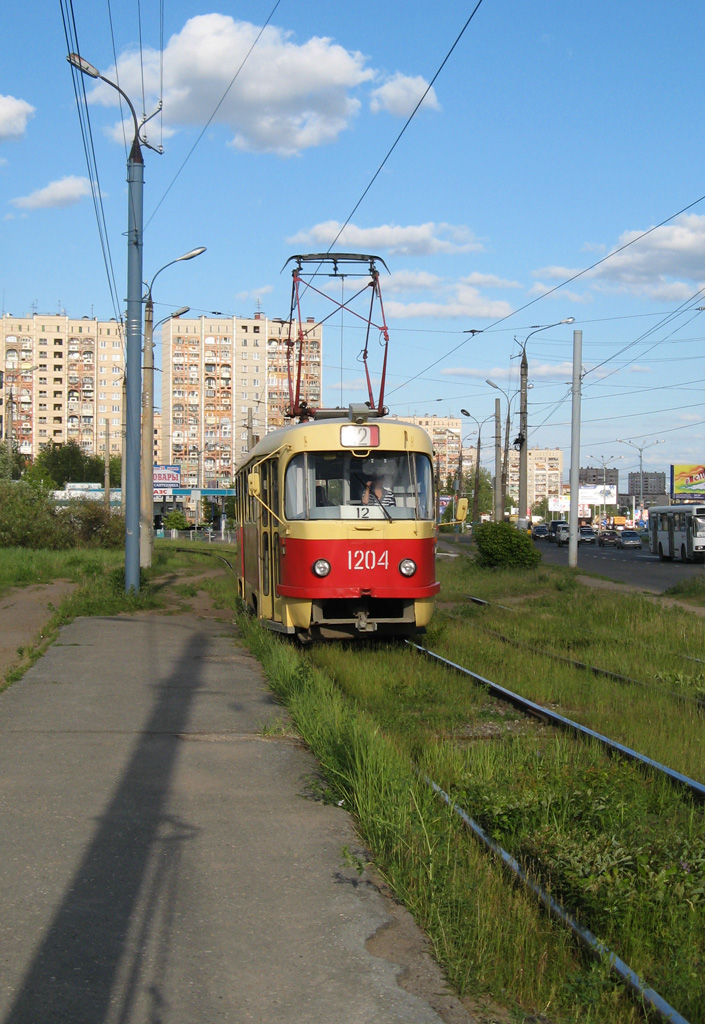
[
  {"left": 579, "top": 526, "right": 597, "bottom": 544},
  {"left": 531, "top": 524, "right": 549, "bottom": 540},
  {"left": 598, "top": 529, "right": 619, "bottom": 546},
  {"left": 616, "top": 530, "right": 643, "bottom": 549}
]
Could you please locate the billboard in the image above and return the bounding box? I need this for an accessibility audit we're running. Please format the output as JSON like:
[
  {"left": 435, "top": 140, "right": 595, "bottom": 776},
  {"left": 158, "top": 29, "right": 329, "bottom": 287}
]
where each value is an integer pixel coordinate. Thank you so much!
[
  {"left": 578, "top": 484, "right": 617, "bottom": 505},
  {"left": 153, "top": 464, "right": 181, "bottom": 488},
  {"left": 671, "top": 464, "right": 705, "bottom": 499}
]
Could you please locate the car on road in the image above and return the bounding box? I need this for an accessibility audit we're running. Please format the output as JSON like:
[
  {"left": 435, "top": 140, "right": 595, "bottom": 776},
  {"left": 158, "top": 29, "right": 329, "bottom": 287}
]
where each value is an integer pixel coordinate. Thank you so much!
[
  {"left": 531, "top": 524, "right": 549, "bottom": 540},
  {"left": 598, "top": 529, "right": 619, "bottom": 546},
  {"left": 548, "top": 520, "right": 568, "bottom": 543},
  {"left": 579, "top": 526, "right": 597, "bottom": 544},
  {"left": 616, "top": 529, "right": 643, "bottom": 549},
  {"left": 556, "top": 523, "right": 571, "bottom": 547}
]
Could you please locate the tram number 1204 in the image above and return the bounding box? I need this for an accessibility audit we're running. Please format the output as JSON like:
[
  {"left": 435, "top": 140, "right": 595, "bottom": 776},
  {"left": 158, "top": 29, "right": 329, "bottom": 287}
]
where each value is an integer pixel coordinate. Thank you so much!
[{"left": 347, "top": 549, "right": 389, "bottom": 571}]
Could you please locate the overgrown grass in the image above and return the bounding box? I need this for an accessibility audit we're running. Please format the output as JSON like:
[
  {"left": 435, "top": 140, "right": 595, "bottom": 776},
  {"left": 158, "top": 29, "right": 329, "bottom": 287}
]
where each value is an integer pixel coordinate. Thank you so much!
[{"left": 431, "top": 556, "right": 705, "bottom": 783}]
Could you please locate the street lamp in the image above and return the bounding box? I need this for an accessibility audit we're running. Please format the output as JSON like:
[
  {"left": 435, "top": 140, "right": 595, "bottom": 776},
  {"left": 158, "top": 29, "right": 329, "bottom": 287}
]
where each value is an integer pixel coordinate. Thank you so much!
[
  {"left": 616, "top": 438, "right": 665, "bottom": 520},
  {"left": 461, "top": 409, "right": 493, "bottom": 528},
  {"left": 486, "top": 379, "right": 522, "bottom": 520},
  {"left": 67, "top": 51, "right": 161, "bottom": 593},
  {"left": 141, "top": 248, "right": 206, "bottom": 568},
  {"left": 587, "top": 454, "right": 625, "bottom": 522},
  {"left": 514, "top": 318, "right": 574, "bottom": 530}
]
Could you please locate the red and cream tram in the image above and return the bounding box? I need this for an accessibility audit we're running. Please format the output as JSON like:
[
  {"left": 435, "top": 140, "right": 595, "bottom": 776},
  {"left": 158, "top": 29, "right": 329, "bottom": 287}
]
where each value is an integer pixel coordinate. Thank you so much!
[{"left": 234, "top": 407, "right": 442, "bottom": 640}]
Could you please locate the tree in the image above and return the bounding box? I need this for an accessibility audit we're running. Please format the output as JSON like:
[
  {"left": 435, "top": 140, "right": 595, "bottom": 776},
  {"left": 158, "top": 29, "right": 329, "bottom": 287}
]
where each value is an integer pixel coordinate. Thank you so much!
[
  {"left": 163, "top": 510, "right": 188, "bottom": 531},
  {"left": 32, "top": 441, "right": 87, "bottom": 489}
]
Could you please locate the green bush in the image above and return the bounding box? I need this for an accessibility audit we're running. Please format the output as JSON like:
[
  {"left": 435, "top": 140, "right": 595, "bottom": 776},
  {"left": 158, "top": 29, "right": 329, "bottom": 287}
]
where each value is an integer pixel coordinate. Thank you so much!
[
  {"left": 163, "top": 510, "right": 189, "bottom": 531},
  {"left": 474, "top": 521, "right": 541, "bottom": 569},
  {"left": 0, "top": 481, "right": 123, "bottom": 549}
]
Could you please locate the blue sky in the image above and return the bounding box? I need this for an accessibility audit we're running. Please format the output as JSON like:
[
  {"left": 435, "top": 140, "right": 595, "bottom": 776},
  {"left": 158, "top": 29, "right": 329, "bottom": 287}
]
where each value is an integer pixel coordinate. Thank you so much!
[{"left": 3, "top": 0, "right": 705, "bottom": 484}]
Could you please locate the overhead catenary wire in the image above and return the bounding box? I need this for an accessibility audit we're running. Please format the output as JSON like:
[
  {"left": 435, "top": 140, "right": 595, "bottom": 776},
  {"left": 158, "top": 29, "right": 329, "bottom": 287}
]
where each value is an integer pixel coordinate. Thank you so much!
[{"left": 60, "top": 0, "right": 123, "bottom": 327}]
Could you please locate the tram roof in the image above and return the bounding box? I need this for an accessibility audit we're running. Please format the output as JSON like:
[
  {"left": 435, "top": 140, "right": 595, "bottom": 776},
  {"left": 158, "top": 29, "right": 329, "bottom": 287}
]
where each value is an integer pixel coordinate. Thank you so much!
[{"left": 236, "top": 409, "right": 433, "bottom": 473}]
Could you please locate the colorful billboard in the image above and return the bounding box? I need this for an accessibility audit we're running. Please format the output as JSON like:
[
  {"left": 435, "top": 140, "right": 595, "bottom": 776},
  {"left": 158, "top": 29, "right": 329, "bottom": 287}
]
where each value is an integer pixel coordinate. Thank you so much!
[{"left": 671, "top": 465, "right": 705, "bottom": 499}]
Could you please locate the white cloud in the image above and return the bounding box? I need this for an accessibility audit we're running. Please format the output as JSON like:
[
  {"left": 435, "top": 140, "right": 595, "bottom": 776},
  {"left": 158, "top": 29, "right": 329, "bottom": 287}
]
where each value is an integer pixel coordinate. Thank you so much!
[
  {"left": 528, "top": 282, "right": 592, "bottom": 304},
  {"left": 288, "top": 220, "right": 482, "bottom": 256},
  {"left": 384, "top": 270, "right": 442, "bottom": 293},
  {"left": 535, "top": 214, "right": 705, "bottom": 300},
  {"left": 10, "top": 176, "right": 92, "bottom": 210},
  {"left": 236, "top": 285, "right": 273, "bottom": 303},
  {"left": 442, "top": 361, "right": 574, "bottom": 380},
  {"left": 628, "top": 365, "right": 651, "bottom": 373},
  {"left": 0, "top": 95, "right": 35, "bottom": 139},
  {"left": 369, "top": 73, "right": 440, "bottom": 117},
  {"left": 90, "top": 15, "right": 375, "bottom": 156},
  {"left": 386, "top": 293, "right": 512, "bottom": 321},
  {"left": 463, "top": 272, "right": 522, "bottom": 290}
]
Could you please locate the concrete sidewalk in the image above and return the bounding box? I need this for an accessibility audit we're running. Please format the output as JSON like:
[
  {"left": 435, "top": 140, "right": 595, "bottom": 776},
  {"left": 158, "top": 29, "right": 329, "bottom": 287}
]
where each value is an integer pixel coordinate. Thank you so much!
[{"left": 0, "top": 604, "right": 475, "bottom": 1024}]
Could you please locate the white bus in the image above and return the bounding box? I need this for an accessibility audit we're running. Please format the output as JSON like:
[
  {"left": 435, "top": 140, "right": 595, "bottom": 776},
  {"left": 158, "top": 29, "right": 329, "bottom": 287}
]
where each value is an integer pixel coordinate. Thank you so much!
[{"left": 648, "top": 503, "right": 705, "bottom": 562}]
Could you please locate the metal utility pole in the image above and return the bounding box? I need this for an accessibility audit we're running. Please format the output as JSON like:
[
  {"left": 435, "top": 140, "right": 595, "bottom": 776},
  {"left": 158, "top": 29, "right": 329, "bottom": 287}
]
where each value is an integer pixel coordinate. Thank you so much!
[
  {"left": 494, "top": 397, "right": 502, "bottom": 521},
  {"left": 568, "top": 330, "right": 583, "bottom": 568},
  {"left": 104, "top": 419, "right": 111, "bottom": 509},
  {"left": 617, "top": 438, "right": 665, "bottom": 520},
  {"left": 68, "top": 52, "right": 162, "bottom": 593},
  {"left": 247, "top": 407, "right": 254, "bottom": 450},
  {"left": 461, "top": 409, "right": 493, "bottom": 529},
  {"left": 140, "top": 282, "right": 201, "bottom": 569},
  {"left": 514, "top": 318, "right": 575, "bottom": 532},
  {"left": 518, "top": 347, "right": 529, "bottom": 531}
]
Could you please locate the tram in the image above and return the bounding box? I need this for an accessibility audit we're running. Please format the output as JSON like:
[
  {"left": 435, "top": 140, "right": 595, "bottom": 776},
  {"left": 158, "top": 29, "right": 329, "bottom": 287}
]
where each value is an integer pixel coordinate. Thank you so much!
[
  {"left": 234, "top": 408, "right": 445, "bottom": 640},
  {"left": 233, "top": 252, "right": 455, "bottom": 641}
]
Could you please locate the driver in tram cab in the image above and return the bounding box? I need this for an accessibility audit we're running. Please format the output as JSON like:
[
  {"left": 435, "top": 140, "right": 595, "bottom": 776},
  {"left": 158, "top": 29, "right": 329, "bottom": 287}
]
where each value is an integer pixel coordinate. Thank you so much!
[{"left": 362, "top": 475, "right": 396, "bottom": 507}]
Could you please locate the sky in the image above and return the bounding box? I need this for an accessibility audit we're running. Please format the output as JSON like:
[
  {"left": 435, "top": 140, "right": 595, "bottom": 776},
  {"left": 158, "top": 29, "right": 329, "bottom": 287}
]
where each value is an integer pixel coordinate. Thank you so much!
[{"left": 2, "top": 0, "right": 705, "bottom": 486}]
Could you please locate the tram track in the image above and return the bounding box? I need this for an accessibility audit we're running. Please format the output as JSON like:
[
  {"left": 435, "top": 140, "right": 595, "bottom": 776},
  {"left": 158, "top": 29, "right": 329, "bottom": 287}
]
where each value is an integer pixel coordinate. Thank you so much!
[{"left": 407, "top": 641, "right": 705, "bottom": 804}]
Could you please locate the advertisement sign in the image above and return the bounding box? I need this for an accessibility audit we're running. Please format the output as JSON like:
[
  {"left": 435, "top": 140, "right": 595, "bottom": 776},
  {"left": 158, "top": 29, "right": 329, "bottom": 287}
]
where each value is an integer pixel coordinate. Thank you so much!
[
  {"left": 548, "top": 497, "right": 570, "bottom": 513},
  {"left": 154, "top": 464, "right": 181, "bottom": 487},
  {"left": 671, "top": 464, "right": 705, "bottom": 499},
  {"left": 438, "top": 495, "right": 452, "bottom": 521},
  {"left": 578, "top": 484, "right": 617, "bottom": 505}
]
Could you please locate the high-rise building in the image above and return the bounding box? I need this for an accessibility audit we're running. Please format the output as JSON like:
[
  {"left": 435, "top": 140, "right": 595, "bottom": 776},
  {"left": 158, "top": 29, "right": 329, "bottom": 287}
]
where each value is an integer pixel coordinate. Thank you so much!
[
  {"left": 392, "top": 415, "right": 470, "bottom": 485},
  {"left": 506, "top": 447, "right": 563, "bottom": 508},
  {"left": 1, "top": 313, "right": 124, "bottom": 459},
  {"left": 579, "top": 466, "right": 619, "bottom": 490},
  {"left": 627, "top": 471, "right": 666, "bottom": 497},
  {"left": 160, "top": 313, "right": 323, "bottom": 486}
]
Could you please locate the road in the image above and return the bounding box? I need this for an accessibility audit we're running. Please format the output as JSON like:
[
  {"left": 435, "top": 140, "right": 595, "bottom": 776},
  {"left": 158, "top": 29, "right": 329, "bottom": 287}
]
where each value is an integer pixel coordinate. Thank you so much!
[{"left": 536, "top": 539, "right": 705, "bottom": 592}]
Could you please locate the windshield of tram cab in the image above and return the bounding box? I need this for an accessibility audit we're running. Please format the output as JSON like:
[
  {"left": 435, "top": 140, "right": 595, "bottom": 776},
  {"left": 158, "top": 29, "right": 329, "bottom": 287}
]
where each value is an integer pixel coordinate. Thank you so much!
[{"left": 284, "top": 451, "right": 434, "bottom": 521}]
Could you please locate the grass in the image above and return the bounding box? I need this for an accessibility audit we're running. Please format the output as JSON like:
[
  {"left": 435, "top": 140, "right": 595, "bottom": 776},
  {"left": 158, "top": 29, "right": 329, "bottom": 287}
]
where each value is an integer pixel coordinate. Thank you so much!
[{"left": 231, "top": 550, "right": 705, "bottom": 1022}]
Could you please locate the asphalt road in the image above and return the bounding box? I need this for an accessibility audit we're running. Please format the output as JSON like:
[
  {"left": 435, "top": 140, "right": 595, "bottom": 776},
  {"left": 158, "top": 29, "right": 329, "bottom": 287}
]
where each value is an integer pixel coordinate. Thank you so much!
[{"left": 536, "top": 538, "right": 705, "bottom": 592}]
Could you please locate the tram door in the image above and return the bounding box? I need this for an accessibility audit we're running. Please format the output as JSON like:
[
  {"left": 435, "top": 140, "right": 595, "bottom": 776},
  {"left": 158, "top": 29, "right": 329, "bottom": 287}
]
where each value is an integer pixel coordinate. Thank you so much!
[{"left": 259, "top": 459, "right": 282, "bottom": 624}]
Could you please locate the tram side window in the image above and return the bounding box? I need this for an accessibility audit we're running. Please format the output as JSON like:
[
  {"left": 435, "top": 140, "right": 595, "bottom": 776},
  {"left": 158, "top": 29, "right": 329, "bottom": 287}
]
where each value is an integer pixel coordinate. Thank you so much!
[{"left": 284, "top": 454, "right": 307, "bottom": 520}]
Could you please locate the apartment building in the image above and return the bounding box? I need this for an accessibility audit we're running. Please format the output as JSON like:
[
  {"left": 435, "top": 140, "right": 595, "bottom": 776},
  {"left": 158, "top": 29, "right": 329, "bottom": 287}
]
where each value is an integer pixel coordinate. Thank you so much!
[
  {"left": 160, "top": 313, "right": 323, "bottom": 487},
  {"left": 390, "top": 415, "right": 481, "bottom": 485},
  {"left": 1, "top": 313, "right": 124, "bottom": 459},
  {"left": 627, "top": 471, "right": 666, "bottom": 497},
  {"left": 506, "top": 447, "right": 563, "bottom": 509}
]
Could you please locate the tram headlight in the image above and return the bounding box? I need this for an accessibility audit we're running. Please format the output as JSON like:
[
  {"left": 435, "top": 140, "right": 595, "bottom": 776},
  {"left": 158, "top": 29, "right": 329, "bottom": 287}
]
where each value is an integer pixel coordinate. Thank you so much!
[
  {"left": 312, "top": 558, "right": 331, "bottom": 577},
  {"left": 399, "top": 558, "right": 417, "bottom": 577}
]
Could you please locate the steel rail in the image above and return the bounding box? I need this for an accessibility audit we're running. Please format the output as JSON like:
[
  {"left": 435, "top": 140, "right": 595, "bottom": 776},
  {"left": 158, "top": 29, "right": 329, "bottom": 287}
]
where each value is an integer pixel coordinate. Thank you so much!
[
  {"left": 407, "top": 642, "right": 705, "bottom": 804},
  {"left": 464, "top": 620, "right": 705, "bottom": 711},
  {"left": 426, "top": 776, "right": 692, "bottom": 1024}
]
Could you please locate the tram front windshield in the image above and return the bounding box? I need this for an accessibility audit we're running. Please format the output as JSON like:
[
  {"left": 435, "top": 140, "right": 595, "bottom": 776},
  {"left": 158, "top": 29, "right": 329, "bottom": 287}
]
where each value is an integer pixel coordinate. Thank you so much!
[{"left": 284, "top": 451, "right": 434, "bottom": 521}]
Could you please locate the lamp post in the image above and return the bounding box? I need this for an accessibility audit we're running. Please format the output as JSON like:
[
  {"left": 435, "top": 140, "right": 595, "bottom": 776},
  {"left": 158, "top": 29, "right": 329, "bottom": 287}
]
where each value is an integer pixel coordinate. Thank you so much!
[
  {"left": 587, "top": 454, "right": 625, "bottom": 523},
  {"left": 67, "top": 52, "right": 161, "bottom": 593},
  {"left": 461, "top": 409, "right": 493, "bottom": 528},
  {"left": 617, "top": 438, "right": 665, "bottom": 521},
  {"left": 514, "top": 318, "right": 575, "bottom": 531},
  {"left": 141, "top": 249, "right": 206, "bottom": 568},
  {"left": 486, "top": 379, "right": 521, "bottom": 521}
]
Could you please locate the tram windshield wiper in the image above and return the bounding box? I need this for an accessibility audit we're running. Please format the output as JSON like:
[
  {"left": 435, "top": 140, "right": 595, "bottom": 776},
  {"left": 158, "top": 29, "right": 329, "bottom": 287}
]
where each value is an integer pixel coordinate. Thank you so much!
[{"left": 352, "top": 472, "right": 392, "bottom": 521}]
